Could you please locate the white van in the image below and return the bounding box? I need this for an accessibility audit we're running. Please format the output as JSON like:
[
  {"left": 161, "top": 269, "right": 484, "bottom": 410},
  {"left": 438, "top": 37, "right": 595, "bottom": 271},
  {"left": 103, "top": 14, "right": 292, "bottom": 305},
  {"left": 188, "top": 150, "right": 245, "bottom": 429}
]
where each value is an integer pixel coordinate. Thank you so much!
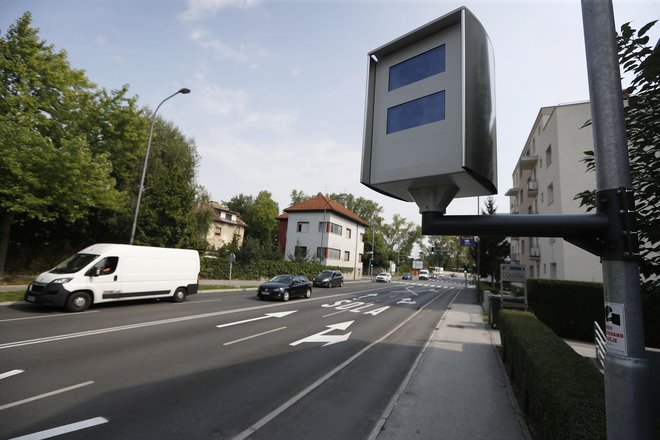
[
  {"left": 24, "top": 243, "right": 200, "bottom": 312},
  {"left": 419, "top": 269, "right": 430, "bottom": 280}
]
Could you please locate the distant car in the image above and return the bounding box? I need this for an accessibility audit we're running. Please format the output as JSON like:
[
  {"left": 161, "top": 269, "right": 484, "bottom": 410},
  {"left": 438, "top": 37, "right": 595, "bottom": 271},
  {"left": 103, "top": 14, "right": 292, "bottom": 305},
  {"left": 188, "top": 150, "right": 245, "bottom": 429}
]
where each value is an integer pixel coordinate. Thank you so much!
[
  {"left": 313, "top": 270, "right": 344, "bottom": 288},
  {"left": 257, "top": 275, "right": 312, "bottom": 301},
  {"left": 419, "top": 269, "right": 430, "bottom": 280},
  {"left": 376, "top": 272, "right": 392, "bottom": 282},
  {"left": 402, "top": 272, "right": 412, "bottom": 280},
  {"left": 430, "top": 273, "right": 437, "bottom": 279}
]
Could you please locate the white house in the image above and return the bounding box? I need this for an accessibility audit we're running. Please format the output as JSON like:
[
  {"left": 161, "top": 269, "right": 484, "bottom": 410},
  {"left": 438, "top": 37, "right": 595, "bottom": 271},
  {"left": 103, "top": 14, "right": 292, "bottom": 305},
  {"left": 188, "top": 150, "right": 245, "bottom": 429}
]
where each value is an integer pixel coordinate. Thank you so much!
[
  {"left": 277, "top": 194, "right": 368, "bottom": 280},
  {"left": 505, "top": 102, "right": 603, "bottom": 282}
]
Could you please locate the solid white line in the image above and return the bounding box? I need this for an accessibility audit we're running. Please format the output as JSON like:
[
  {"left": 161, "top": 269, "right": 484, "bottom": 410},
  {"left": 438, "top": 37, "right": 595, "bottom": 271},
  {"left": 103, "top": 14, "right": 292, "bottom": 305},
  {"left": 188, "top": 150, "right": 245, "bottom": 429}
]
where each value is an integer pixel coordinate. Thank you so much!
[
  {"left": 0, "top": 369, "right": 24, "bottom": 380},
  {"left": 0, "top": 311, "right": 99, "bottom": 323},
  {"left": 231, "top": 289, "right": 452, "bottom": 440},
  {"left": 9, "top": 416, "right": 108, "bottom": 440},
  {"left": 223, "top": 327, "right": 287, "bottom": 346},
  {"left": 0, "top": 381, "right": 94, "bottom": 411}
]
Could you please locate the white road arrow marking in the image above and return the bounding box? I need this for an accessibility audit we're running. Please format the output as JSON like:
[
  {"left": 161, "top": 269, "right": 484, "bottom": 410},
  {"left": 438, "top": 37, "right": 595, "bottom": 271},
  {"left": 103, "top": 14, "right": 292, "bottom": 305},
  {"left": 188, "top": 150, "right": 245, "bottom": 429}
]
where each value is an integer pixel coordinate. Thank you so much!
[
  {"left": 290, "top": 321, "right": 354, "bottom": 347},
  {"left": 216, "top": 311, "right": 297, "bottom": 328},
  {"left": 397, "top": 298, "right": 416, "bottom": 305}
]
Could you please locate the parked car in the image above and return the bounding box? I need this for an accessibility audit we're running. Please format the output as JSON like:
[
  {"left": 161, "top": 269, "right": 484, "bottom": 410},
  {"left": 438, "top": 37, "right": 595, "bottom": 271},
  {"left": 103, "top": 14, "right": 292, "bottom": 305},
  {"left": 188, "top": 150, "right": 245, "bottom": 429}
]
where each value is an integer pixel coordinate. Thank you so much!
[
  {"left": 376, "top": 272, "right": 392, "bottom": 282},
  {"left": 313, "top": 270, "right": 344, "bottom": 287},
  {"left": 402, "top": 273, "right": 412, "bottom": 280},
  {"left": 257, "top": 275, "right": 312, "bottom": 301}
]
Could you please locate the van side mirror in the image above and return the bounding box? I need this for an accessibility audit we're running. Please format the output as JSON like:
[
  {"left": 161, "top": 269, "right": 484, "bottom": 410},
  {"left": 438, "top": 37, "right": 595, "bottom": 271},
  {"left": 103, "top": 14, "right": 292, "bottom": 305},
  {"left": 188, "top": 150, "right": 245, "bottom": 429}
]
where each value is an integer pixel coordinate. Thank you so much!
[{"left": 86, "top": 267, "right": 101, "bottom": 277}]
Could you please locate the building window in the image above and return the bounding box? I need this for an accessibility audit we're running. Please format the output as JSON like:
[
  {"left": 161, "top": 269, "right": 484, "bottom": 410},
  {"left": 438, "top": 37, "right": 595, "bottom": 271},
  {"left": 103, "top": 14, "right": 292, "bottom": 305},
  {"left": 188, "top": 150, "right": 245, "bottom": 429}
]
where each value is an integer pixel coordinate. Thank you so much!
[
  {"left": 360, "top": 233, "right": 365, "bottom": 242},
  {"left": 344, "top": 251, "right": 350, "bottom": 261},
  {"left": 346, "top": 228, "right": 352, "bottom": 239},
  {"left": 297, "top": 222, "right": 309, "bottom": 233},
  {"left": 359, "top": 253, "right": 363, "bottom": 263},
  {"left": 214, "top": 226, "right": 222, "bottom": 236},
  {"left": 547, "top": 183, "right": 554, "bottom": 205},
  {"left": 320, "top": 222, "right": 342, "bottom": 236},
  {"left": 225, "top": 213, "right": 234, "bottom": 221},
  {"left": 317, "top": 247, "right": 341, "bottom": 260},
  {"left": 545, "top": 145, "right": 552, "bottom": 168}
]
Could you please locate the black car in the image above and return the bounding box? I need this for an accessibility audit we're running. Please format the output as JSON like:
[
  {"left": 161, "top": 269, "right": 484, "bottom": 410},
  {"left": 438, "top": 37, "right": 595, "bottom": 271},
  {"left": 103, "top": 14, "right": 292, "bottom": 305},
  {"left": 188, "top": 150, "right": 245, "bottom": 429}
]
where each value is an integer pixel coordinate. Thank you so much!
[
  {"left": 313, "top": 270, "right": 344, "bottom": 288},
  {"left": 257, "top": 275, "right": 312, "bottom": 301}
]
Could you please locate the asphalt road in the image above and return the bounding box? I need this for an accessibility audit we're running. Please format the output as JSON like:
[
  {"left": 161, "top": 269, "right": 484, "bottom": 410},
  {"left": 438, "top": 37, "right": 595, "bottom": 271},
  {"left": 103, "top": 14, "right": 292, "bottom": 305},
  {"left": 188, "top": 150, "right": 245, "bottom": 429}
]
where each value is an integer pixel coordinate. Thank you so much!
[{"left": 0, "top": 278, "right": 467, "bottom": 440}]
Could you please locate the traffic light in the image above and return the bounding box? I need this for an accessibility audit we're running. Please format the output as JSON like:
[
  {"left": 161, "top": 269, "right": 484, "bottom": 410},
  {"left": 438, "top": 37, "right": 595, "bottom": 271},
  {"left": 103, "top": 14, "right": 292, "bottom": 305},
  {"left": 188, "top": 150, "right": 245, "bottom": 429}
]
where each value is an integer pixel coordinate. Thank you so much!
[
  {"left": 463, "top": 264, "right": 469, "bottom": 274},
  {"left": 430, "top": 246, "right": 435, "bottom": 254}
]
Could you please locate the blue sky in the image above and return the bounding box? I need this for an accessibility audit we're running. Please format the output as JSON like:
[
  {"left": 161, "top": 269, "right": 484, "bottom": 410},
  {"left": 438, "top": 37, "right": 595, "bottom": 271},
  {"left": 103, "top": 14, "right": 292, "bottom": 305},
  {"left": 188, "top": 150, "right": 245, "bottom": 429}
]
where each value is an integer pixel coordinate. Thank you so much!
[{"left": 2, "top": 0, "right": 658, "bottom": 226}]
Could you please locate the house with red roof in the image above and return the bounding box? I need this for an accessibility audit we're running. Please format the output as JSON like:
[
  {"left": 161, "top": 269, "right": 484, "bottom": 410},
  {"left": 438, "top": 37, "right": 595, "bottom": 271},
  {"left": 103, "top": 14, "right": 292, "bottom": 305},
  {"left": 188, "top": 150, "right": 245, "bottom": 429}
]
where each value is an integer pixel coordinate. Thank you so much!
[
  {"left": 206, "top": 201, "right": 248, "bottom": 250},
  {"left": 277, "top": 194, "right": 369, "bottom": 280}
]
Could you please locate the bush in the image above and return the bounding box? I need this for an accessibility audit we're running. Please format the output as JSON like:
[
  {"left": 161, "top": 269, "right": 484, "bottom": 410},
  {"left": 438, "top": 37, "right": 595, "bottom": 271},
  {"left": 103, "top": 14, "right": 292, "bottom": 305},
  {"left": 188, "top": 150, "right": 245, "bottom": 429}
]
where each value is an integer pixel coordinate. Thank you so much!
[
  {"left": 499, "top": 310, "right": 606, "bottom": 440},
  {"left": 527, "top": 279, "right": 604, "bottom": 342},
  {"left": 200, "top": 258, "right": 351, "bottom": 281}
]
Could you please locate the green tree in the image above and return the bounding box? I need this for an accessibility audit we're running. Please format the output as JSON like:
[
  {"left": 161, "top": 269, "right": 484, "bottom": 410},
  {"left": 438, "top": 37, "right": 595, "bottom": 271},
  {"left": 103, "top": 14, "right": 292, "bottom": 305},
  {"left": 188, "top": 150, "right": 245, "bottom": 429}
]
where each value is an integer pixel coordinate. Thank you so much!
[
  {"left": 289, "top": 189, "right": 310, "bottom": 206},
  {"left": 381, "top": 214, "right": 421, "bottom": 265},
  {"left": 0, "top": 13, "right": 124, "bottom": 276},
  {"left": 132, "top": 117, "right": 206, "bottom": 249},
  {"left": 226, "top": 191, "right": 280, "bottom": 257},
  {"left": 471, "top": 197, "right": 509, "bottom": 282},
  {"left": 575, "top": 21, "right": 659, "bottom": 286}
]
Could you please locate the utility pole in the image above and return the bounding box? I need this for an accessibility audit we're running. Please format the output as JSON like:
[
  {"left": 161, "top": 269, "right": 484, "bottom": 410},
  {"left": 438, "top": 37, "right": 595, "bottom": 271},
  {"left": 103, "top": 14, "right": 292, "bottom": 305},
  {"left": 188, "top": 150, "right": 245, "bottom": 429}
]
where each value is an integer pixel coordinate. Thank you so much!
[{"left": 581, "top": 1, "right": 653, "bottom": 438}]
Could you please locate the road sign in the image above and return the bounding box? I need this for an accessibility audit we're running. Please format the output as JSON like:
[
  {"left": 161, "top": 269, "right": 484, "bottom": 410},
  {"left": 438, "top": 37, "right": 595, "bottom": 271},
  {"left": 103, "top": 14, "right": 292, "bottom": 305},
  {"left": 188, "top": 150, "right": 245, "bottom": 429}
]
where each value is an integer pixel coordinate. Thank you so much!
[
  {"left": 460, "top": 235, "right": 475, "bottom": 246},
  {"left": 361, "top": 7, "right": 497, "bottom": 214},
  {"left": 500, "top": 264, "right": 526, "bottom": 283}
]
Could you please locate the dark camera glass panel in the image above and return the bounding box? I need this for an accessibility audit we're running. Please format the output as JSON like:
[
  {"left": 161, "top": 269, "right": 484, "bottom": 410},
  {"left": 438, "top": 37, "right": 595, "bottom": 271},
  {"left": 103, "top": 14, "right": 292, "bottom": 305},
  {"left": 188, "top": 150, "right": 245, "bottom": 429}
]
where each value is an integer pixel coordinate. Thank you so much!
[
  {"left": 386, "top": 91, "right": 445, "bottom": 134},
  {"left": 388, "top": 45, "right": 445, "bottom": 91}
]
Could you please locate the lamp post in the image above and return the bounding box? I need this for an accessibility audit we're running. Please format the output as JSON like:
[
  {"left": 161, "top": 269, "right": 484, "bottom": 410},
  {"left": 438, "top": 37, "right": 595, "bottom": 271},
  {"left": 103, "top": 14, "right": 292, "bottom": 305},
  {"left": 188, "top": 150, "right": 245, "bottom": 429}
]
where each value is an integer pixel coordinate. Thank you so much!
[{"left": 129, "top": 88, "right": 190, "bottom": 245}]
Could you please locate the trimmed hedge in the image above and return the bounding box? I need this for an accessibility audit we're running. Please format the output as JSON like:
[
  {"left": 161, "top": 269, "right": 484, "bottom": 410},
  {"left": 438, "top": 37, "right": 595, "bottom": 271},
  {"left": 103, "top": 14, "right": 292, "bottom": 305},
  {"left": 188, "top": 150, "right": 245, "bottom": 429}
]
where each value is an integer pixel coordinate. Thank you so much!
[
  {"left": 499, "top": 310, "right": 606, "bottom": 440},
  {"left": 527, "top": 279, "right": 604, "bottom": 342},
  {"left": 200, "top": 258, "right": 352, "bottom": 281}
]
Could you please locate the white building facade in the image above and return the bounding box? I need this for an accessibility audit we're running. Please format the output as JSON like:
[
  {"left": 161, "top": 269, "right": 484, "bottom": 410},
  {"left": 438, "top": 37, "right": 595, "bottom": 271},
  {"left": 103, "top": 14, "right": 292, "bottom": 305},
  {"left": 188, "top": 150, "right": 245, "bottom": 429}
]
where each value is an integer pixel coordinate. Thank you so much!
[
  {"left": 277, "top": 195, "right": 367, "bottom": 280},
  {"left": 506, "top": 102, "right": 603, "bottom": 282}
]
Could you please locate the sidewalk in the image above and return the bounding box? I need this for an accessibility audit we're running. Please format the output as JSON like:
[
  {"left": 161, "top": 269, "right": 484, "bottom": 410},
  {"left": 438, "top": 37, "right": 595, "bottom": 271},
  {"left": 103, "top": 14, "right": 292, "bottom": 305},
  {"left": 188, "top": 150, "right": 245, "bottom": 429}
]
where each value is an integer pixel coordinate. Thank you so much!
[{"left": 371, "top": 289, "right": 531, "bottom": 440}]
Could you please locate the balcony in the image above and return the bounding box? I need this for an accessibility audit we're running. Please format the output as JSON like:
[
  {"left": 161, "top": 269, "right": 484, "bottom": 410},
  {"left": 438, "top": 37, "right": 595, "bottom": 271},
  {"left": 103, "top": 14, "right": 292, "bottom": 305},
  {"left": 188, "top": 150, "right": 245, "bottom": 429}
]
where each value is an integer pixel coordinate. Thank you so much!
[
  {"left": 530, "top": 245, "right": 541, "bottom": 259},
  {"left": 505, "top": 186, "right": 520, "bottom": 197},
  {"left": 519, "top": 155, "right": 539, "bottom": 170},
  {"left": 527, "top": 179, "right": 539, "bottom": 197}
]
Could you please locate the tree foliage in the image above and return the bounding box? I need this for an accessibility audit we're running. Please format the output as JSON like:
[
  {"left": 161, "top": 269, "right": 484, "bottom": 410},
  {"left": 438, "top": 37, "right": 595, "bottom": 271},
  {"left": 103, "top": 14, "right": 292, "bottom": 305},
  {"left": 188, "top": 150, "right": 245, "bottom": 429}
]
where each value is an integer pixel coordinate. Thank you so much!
[
  {"left": 575, "top": 21, "right": 659, "bottom": 286},
  {"left": 226, "top": 191, "right": 280, "bottom": 260},
  {"left": 471, "top": 197, "right": 510, "bottom": 281},
  {"left": 0, "top": 13, "right": 209, "bottom": 275}
]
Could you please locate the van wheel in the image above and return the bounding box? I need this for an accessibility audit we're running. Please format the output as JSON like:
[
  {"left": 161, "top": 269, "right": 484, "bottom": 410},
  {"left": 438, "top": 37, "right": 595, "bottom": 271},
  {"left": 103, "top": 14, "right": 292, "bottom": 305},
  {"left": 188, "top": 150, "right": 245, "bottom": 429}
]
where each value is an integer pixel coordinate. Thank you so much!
[
  {"left": 66, "top": 292, "right": 91, "bottom": 312},
  {"left": 172, "top": 288, "right": 187, "bottom": 303}
]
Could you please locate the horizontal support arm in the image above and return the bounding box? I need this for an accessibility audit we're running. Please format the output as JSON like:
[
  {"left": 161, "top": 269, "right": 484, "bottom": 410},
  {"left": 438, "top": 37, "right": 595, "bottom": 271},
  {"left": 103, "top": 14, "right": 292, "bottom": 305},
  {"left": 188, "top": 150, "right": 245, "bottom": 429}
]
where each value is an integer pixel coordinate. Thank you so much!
[{"left": 421, "top": 213, "right": 610, "bottom": 239}]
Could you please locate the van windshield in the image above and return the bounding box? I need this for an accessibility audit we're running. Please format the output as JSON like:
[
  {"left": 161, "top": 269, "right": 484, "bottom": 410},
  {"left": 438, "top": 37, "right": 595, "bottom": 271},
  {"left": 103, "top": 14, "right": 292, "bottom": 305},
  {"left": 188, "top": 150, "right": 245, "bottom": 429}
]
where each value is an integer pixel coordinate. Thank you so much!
[{"left": 50, "top": 253, "right": 100, "bottom": 274}]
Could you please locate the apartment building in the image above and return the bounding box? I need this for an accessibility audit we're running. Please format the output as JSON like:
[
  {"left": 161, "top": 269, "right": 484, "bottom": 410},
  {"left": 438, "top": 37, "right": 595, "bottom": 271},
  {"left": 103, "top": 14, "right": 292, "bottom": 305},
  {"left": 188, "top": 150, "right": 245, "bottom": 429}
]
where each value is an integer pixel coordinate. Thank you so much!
[
  {"left": 277, "top": 194, "right": 368, "bottom": 280},
  {"left": 505, "top": 102, "right": 603, "bottom": 282}
]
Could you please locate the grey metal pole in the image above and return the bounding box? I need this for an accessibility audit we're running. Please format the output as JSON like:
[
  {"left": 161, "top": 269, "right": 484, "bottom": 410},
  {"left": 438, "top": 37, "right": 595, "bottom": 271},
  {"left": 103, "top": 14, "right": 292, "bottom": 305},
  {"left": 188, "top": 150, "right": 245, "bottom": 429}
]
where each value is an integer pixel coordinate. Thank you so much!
[
  {"left": 581, "top": 1, "right": 653, "bottom": 438},
  {"left": 129, "top": 88, "right": 190, "bottom": 245}
]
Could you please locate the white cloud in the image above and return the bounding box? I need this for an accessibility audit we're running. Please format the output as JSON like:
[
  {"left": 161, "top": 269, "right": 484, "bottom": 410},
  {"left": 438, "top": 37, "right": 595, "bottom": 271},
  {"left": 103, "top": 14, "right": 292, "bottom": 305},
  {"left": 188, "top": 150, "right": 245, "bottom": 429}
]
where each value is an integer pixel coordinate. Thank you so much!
[
  {"left": 179, "top": 0, "right": 260, "bottom": 22},
  {"left": 189, "top": 29, "right": 268, "bottom": 64}
]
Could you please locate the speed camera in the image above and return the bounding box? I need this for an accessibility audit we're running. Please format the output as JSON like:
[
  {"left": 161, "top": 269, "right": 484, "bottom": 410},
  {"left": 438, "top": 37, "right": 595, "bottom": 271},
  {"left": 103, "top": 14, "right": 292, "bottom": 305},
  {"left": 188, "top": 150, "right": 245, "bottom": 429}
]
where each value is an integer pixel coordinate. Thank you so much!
[{"left": 361, "top": 7, "right": 497, "bottom": 214}]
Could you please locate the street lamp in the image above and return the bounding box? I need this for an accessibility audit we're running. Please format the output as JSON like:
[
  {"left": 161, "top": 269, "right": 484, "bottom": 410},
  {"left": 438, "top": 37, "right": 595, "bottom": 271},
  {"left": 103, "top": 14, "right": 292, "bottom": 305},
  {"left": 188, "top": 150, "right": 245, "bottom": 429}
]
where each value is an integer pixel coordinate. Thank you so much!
[{"left": 129, "top": 88, "right": 191, "bottom": 245}]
